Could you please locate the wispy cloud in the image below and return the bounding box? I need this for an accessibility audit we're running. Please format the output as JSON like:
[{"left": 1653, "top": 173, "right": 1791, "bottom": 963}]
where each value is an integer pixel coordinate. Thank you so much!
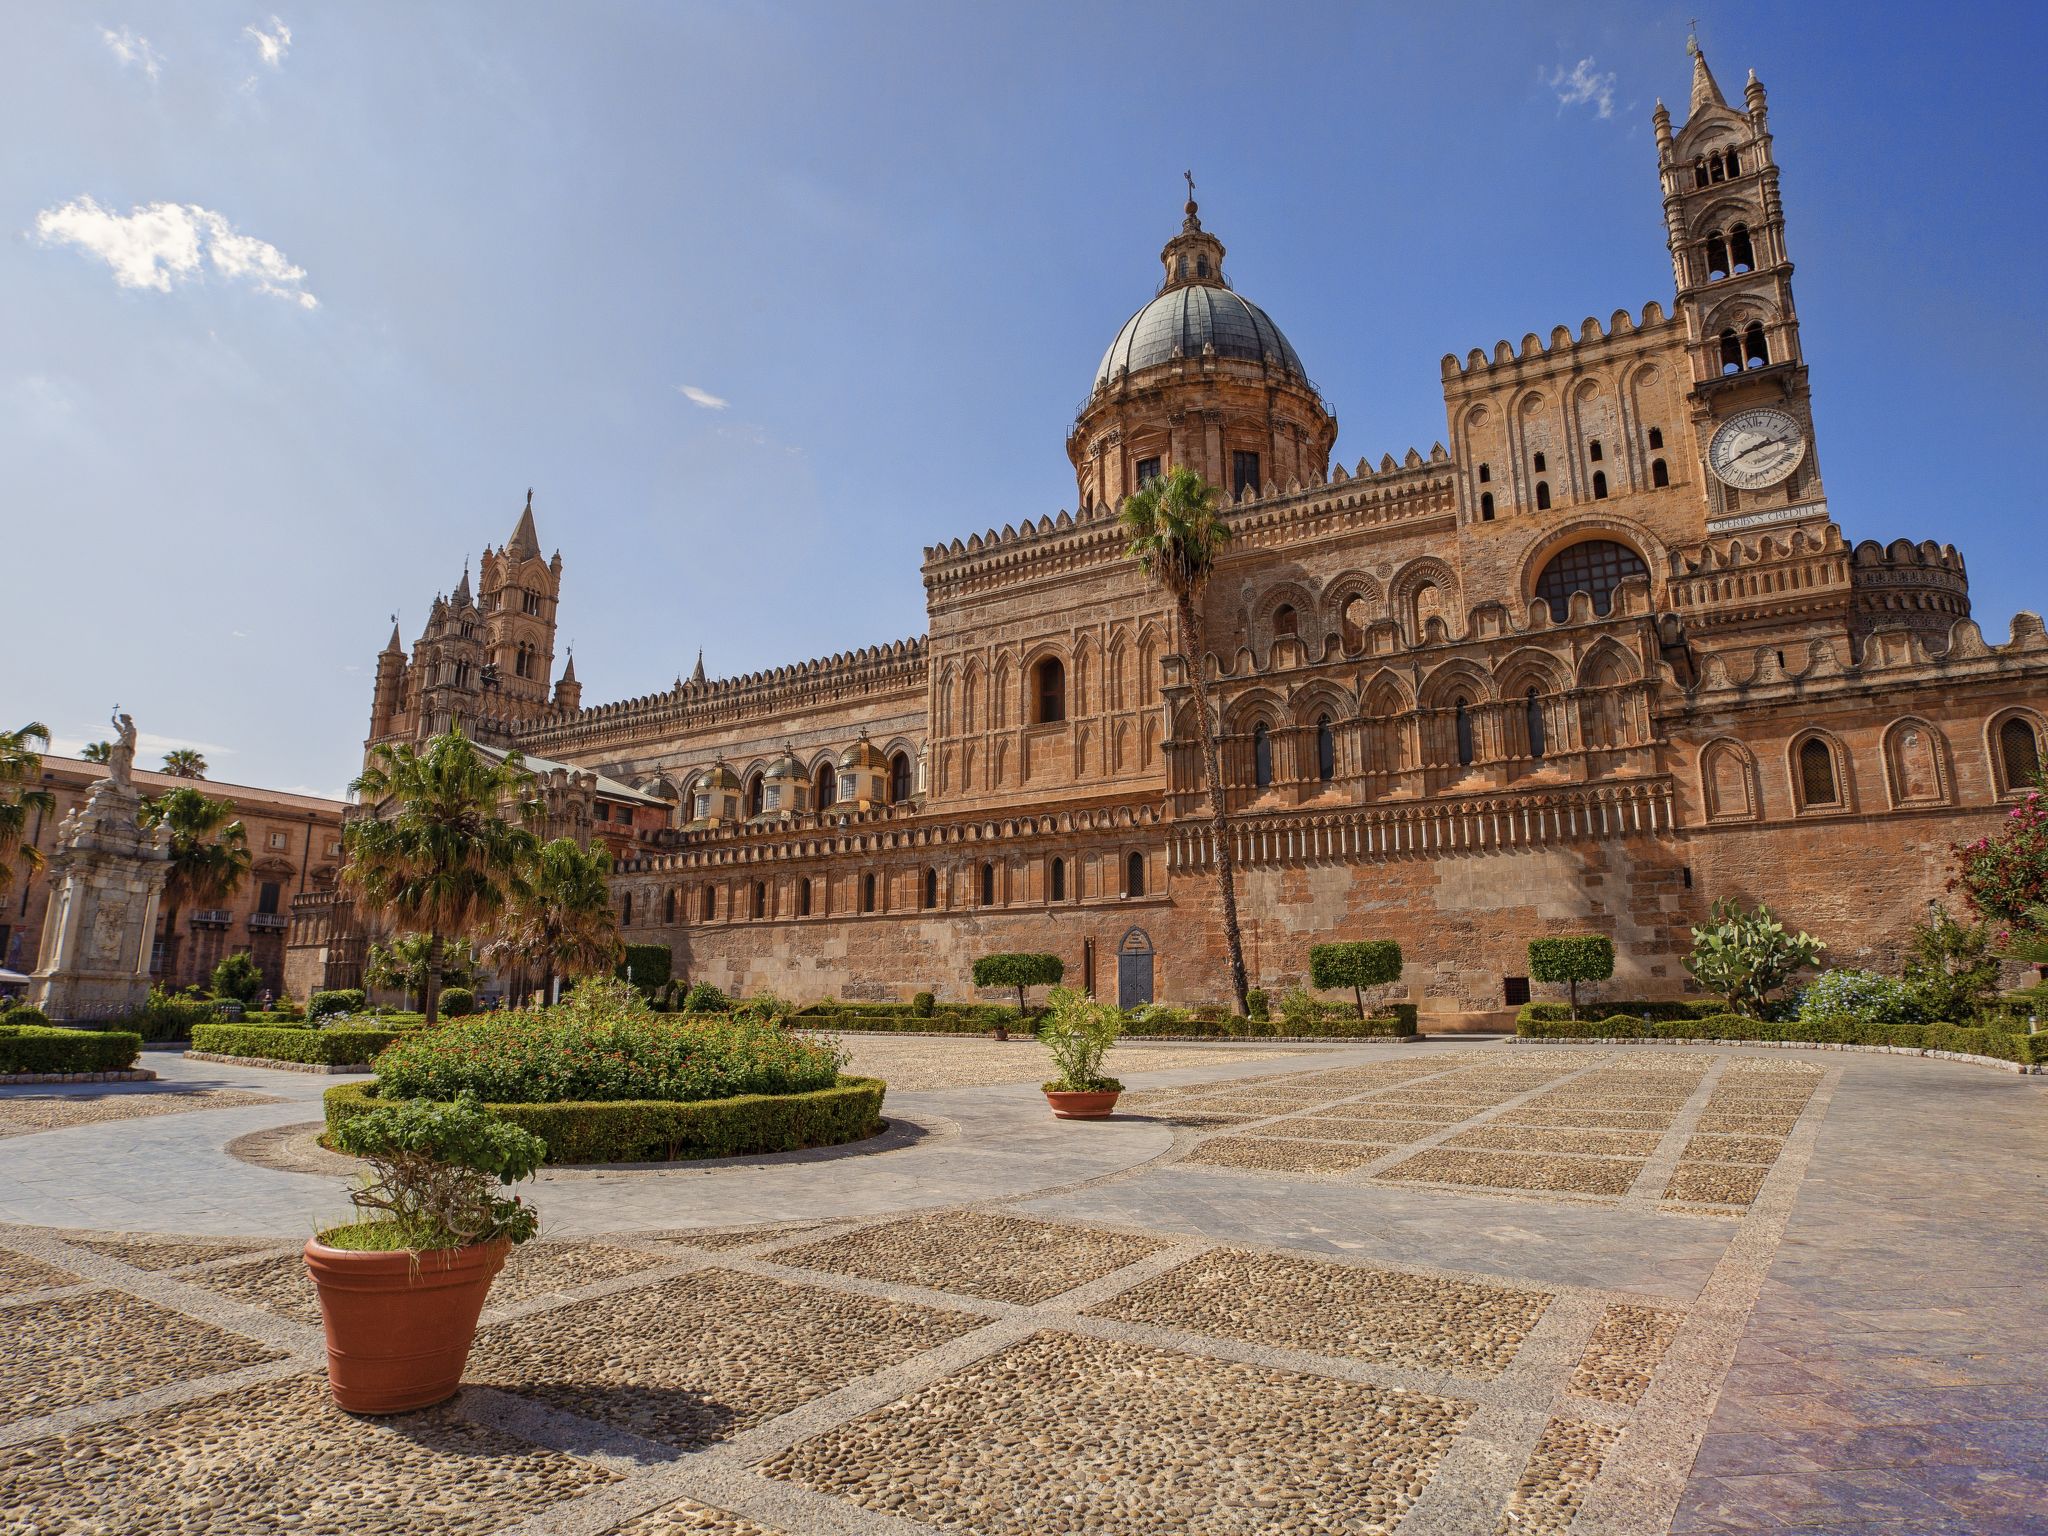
[
  {"left": 244, "top": 15, "right": 292, "bottom": 67},
  {"left": 1549, "top": 57, "right": 1617, "bottom": 119},
  {"left": 34, "top": 197, "right": 318, "bottom": 309},
  {"left": 677, "top": 384, "right": 729, "bottom": 410},
  {"left": 98, "top": 24, "right": 163, "bottom": 79},
  {"left": 47, "top": 727, "right": 234, "bottom": 762}
]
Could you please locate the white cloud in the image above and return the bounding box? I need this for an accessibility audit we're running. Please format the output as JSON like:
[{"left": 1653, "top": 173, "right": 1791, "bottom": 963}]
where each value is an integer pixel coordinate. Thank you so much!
[
  {"left": 1550, "top": 57, "right": 1617, "bottom": 119},
  {"left": 678, "top": 384, "right": 729, "bottom": 410},
  {"left": 98, "top": 25, "right": 163, "bottom": 79},
  {"left": 34, "top": 197, "right": 318, "bottom": 309},
  {"left": 46, "top": 728, "right": 234, "bottom": 762},
  {"left": 244, "top": 16, "right": 291, "bottom": 67}
]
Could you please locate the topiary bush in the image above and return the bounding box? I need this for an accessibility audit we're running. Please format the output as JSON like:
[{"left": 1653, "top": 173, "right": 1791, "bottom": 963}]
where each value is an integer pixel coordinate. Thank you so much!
[
  {"left": 681, "top": 982, "right": 728, "bottom": 1015},
  {"left": 971, "top": 952, "right": 1065, "bottom": 1030},
  {"left": 1, "top": 1026, "right": 143, "bottom": 1074},
  {"left": 438, "top": 986, "right": 477, "bottom": 1018},
  {"left": 309, "top": 989, "right": 367, "bottom": 1020},
  {"left": 1308, "top": 941, "right": 1404, "bottom": 1020},
  {"left": 1, "top": 1005, "right": 51, "bottom": 1028},
  {"left": 1527, "top": 935, "right": 1615, "bottom": 1020},
  {"left": 911, "top": 991, "right": 936, "bottom": 1018},
  {"left": 1245, "top": 987, "right": 1269, "bottom": 1021}
]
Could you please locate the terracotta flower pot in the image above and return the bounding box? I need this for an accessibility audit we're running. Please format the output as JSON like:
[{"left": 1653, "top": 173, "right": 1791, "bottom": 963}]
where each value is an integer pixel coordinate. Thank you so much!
[
  {"left": 303, "top": 1235, "right": 510, "bottom": 1414},
  {"left": 1044, "top": 1088, "right": 1121, "bottom": 1119}
]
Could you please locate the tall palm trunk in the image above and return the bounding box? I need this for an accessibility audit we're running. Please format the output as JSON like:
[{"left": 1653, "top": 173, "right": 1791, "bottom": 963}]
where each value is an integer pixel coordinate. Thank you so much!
[
  {"left": 1177, "top": 592, "right": 1251, "bottom": 1017},
  {"left": 424, "top": 930, "right": 444, "bottom": 1024}
]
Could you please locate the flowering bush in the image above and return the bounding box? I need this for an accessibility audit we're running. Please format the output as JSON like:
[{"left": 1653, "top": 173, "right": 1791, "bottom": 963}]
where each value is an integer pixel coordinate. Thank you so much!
[
  {"left": 1951, "top": 790, "right": 2048, "bottom": 943},
  {"left": 1795, "top": 968, "right": 1927, "bottom": 1026},
  {"left": 372, "top": 978, "right": 840, "bottom": 1104}
]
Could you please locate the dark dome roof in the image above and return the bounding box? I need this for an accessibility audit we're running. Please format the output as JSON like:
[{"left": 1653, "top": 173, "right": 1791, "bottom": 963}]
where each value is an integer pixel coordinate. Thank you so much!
[{"left": 1094, "top": 284, "right": 1305, "bottom": 389}]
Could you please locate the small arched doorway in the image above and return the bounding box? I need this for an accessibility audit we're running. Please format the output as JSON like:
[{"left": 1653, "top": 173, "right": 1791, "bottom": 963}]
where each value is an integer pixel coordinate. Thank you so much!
[{"left": 1116, "top": 926, "right": 1155, "bottom": 1010}]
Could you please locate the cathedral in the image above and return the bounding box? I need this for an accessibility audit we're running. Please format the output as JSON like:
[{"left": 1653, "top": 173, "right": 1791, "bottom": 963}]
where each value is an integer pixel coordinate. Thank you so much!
[{"left": 302, "top": 46, "right": 2048, "bottom": 1019}]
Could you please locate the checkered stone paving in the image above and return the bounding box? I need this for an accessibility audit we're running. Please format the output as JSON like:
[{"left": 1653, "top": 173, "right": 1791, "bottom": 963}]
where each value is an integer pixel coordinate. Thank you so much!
[
  {"left": 1493, "top": 1416, "right": 1626, "bottom": 1535},
  {"left": 64, "top": 1233, "right": 284, "bottom": 1272},
  {"left": 1181, "top": 1133, "right": 1388, "bottom": 1175},
  {"left": 0, "top": 1289, "right": 283, "bottom": 1424},
  {"left": 766, "top": 1211, "right": 1174, "bottom": 1303},
  {"left": 605, "top": 1499, "right": 790, "bottom": 1536},
  {"left": 1375, "top": 1147, "right": 1644, "bottom": 1197},
  {"left": 0, "top": 1245, "right": 85, "bottom": 1294},
  {"left": 1567, "top": 1303, "right": 1684, "bottom": 1404}
]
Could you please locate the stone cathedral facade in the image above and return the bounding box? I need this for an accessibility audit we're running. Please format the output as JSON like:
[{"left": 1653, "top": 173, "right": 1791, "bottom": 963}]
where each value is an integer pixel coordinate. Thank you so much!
[{"left": 315, "top": 48, "right": 2046, "bottom": 1018}]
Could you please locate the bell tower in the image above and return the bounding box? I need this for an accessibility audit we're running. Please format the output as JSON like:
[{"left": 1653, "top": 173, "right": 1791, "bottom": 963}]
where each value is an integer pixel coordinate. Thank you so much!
[
  {"left": 479, "top": 490, "right": 562, "bottom": 710},
  {"left": 1656, "top": 38, "right": 1827, "bottom": 529}
]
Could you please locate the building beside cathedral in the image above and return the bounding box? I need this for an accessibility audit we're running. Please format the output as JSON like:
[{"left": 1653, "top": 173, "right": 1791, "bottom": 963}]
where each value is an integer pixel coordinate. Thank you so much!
[{"left": 295, "top": 46, "right": 2047, "bottom": 1019}]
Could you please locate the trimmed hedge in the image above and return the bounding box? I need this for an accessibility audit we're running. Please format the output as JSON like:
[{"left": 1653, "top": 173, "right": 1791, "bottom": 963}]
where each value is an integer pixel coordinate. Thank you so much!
[
  {"left": 190, "top": 1023, "right": 414, "bottom": 1067},
  {"left": 323, "top": 1075, "right": 887, "bottom": 1164},
  {"left": 1516, "top": 1011, "right": 2048, "bottom": 1066},
  {"left": 0, "top": 1026, "right": 144, "bottom": 1074},
  {"left": 1518, "top": 1000, "right": 1721, "bottom": 1026},
  {"left": 308, "top": 989, "right": 367, "bottom": 1020}
]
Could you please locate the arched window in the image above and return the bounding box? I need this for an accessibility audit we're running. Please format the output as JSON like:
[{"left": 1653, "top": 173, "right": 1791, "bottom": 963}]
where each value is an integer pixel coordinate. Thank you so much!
[
  {"left": 663, "top": 889, "right": 676, "bottom": 924},
  {"left": 701, "top": 885, "right": 715, "bottom": 921},
  {"left": 1195, "top": 255, "right": 1209, "bottom": 278},
  {"left": 1535, "top": 481, "right": 1551, "bottom": 511},
  {"left": 814, "top": 763, "right": 836, "bottom": 810},
  {"left": 1798, "top": 738, "right": 1840, "bottom": 807},
  {"left": 1478, "top": 462, "right": 1491, "bottom": 483},
  {"left": 1534, "top": 539, "right": 1650, "bottom": 622},
  {"left": 621, "top": 892, "right": 632, "bottom": 927},
  {"left": 1532, "top": 451, "right": 1547, "bottom": 472},
  {"left": 1125, "top": 850, "right": 1145, "bottom": 898},
  {"left": 1455, "top": 699, "right": 1475, "bottom": 767},
  {"left": 1592, "top": 470, "right": 1609, "bottom": 499},
  {"left": 1719, "top": 329, "right": 1743, "bottom": 375},
  {"left": 799, "top": 879, "right": 813, "bottom": 917},
  {"left": 1480, "top": 492, "right": 1495, "bottom": 520},
  {"left": 746, "top": 773, "right": 765, "bottom": 817},
  {"left": 1706, "top": 232, "right": 1729, "bottom": 280},
  {"left": 1648, "top": 427, "right": 1664, "bottom": 450},
  {"left": 1710, "top": 152, "right": 1726, "bottom": 183},
  {"left": 862, "top": 873, "right": 877, "bottom": 913},
  {"left": 1744, "top": 322, "right": 1769, "bottom": 369},
  {"left": 1252, "top": 722, "right": 1273, "bottom": 788},
  {"left": 1725, "top": 148, "right": 1742, "bottom": 177},
  {"left": 923, "top": 868, "right": 939, "bottom": 909},
  {"left": 980, "top": 862, "right": 995, "bottom": 906},
  {"left": 1588, "top": 439, "right": 1603, "bottom": 463},
  {"left": 1271, "top": 604, "right": 1297, "bottom": 638},
  {"left": 890, "top": 752, "right": 913, "bottom": 803},
  {"left": 1652, "top": 458, "right": 1670, "bottom": 488},
  {"left": 2000, "top": 716, "right": 2043, "bottom": 791},
  {"left": 1526, "top": 688, "right": 1546, "bottom": 759},
  {"left": 1316, "top": 715, "right": 1335, "bottom": 782},
  {"left": 1035, "top": 657, "right": 1066, "bottom": 723},
  {"left": 752, "top": 881, "right": 767, "bottom": 919},
  {"left": 1730, "top": 224, "right": 1755, "bottom": 272},
  {"left": 1049, "top": 856, "right": 1066, "bottom": 902},
  {"left": 1694, "top": 158, "right": 1710, "bottom": 188}
]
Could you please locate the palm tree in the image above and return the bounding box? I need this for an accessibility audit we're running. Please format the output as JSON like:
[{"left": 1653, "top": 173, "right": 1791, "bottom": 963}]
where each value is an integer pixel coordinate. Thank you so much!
[
  {"left": 1, "top": 722, "right": 54, "bottom": 901},
  {"left": 365, "top": 932, "right": 478, "bottom": 1010},
  {"left": 345, "top": 728, "right": 540, "bottom": 1024},
  {"left": 80, "top": 741, "right": 113, "bottom": 763},
  {"left": 140, "top": 786, "right": 251, "bottom": 986},
  {"left": 1121, "top": 466, "right": 1252, "bottom": 1016},
  {"left": 487, "top": 837, "right": 622, "bottom": 1005},
  {"left": 160, "top": 749, "right": 208, "bottom": 779}
]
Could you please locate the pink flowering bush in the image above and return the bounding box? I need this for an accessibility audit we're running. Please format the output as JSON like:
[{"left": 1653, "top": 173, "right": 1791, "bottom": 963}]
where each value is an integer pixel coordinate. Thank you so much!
[{"left": 1949, "top": 789, "right": 2048, "bottom": 945}]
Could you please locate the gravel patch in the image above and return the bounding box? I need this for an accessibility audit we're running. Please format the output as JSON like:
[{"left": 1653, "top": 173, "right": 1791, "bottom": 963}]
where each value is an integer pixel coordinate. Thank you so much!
[
  {"left": 1693, "top": 1112, "right": 1802, "bottom": 1135},
  {"left": 66, "top": 1235, "right": 283, "bottom": 1273},
  {"left": 1678, "top": 1133, "right": 1784, "bottom": 1166},
  {"left": 1567, "top": 1304, "right": 1684, "bottom": 1404},
  {"left": 1182, "top": 1135, "right": 1389, "bottom": 1175},
  {"left": 1250, "top": 1121, "right": 1403, "bottom": 1147},
  {"left": 0, "top": 1372, "right": 614, "bottom": 1535},
  {"left": 470, "top": 1268, "right": 983, "bottom": 1449},
  {"left": 1088, "top": 1248, "right": 1552, "bottom": 1377},
  {"left": 186, "top": 1252, "right": 322, "bottom": 1324},
  {"left": 606, "top": 1498, "right": 788, "bottom": 1536},
  {"left": 0, "top": 1087, "right": 283, "bottom": 1139},
  {"left": 1317, "top": 1101, "right": 1476, "bottom": 1123},
  {"left": 1498, "top": 1109, "right": 1674, "bottom": 1130},
  {"left": 769, "top": 1211, "right": 1172, "bottom": 1304},
  {"left": 762, "top": 1330, "right": 1473, "bottom": 1535},
  {"left": 1446, "top": 1126, "right": 1664, "bottom": 1157},
  {"left": 1663, "top": 1162, "right": 1770, "bottom": 1207},
  {"left": 0, "top": 1289, "right": 282, "bottom": 1424},
  {"left": 1376, "top": 1149, "right": 1643, "bottom": 1197},
  {"left": 1493, "top": 1416, "right": 1625, "bottom": 1535},
  {"left": 819, "top": 1036, "right": 1303, "bottom": 1092},
  {"left": 0, "top": 1246, "right": 86, "bottom": 1294},
  {"left": 667, "top": 1222, "right": 848, "bottom": 1251},
  {"left": 1176, "top": 1094, "right": 1330, "bottom": 1115},
  {"left": 1288, "top": 1114, "right": 1458, "bottom": 1143}
]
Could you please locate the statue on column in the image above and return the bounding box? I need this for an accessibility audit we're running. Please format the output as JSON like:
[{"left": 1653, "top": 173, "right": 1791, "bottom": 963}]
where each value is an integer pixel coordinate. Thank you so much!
[{"left": 107, "top": 709, "right": 137, "bottom": 789}]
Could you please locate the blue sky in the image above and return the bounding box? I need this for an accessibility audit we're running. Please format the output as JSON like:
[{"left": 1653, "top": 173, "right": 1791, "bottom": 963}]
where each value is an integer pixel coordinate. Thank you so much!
[{"left": 5, "top": 1, "right": 2043, "bottom": 798}]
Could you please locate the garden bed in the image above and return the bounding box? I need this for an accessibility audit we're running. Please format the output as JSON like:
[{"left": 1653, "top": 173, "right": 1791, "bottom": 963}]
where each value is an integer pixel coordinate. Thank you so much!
[
  {"left": 1514, "top": 1012, "right": 2048, "bottom": 1071},
  {"left": 321, "top": 1075, "right": 888, "bottom": 1163},
  {"left": 188, "top": 1023, "right": 416, "bottom": 1069}
]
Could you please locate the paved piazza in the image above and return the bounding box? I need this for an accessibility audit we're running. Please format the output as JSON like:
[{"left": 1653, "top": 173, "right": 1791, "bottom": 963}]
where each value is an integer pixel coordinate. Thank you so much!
[{"left": 2, "top": 1037, "right": 2044, "bottom": 1535}]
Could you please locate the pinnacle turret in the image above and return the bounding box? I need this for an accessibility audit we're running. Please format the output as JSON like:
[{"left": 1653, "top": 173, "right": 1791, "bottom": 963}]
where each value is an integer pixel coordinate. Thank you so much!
[
  {"left": 506, "top": 489, "right": 542, "bottom": 561},
  {"left": 1688, "top": 37, "right": 1726, "bottom": 114}
]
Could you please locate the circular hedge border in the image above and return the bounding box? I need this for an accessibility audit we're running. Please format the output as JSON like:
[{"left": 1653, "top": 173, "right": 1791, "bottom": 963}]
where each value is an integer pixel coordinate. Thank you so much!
[{"left": 322, "top": 1075, "right": 887, "bottom": 1165}]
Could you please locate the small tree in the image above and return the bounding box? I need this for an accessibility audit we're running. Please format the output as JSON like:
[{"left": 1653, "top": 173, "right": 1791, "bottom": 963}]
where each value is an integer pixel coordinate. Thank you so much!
[
  {"left": 0, "top": 722, "right": 53, "bottom": 901},
  {"left": 487, "top": 837, "right": 621, "bottom": 1005},
  {"left": 1950, "top": 788, "right": 2048, "bottom": 940},
  {"left": 1682, "top": 899, "right": 1824, "bottom": 1016},
  {"left": 971, "top": 952, "right": 1064, "bottom": 1039},
  {"left": 1308, "top": 941, "right": 1403, "bottom": 1021},
  {"left": 1902, "top": 905, "right": 2001, "bottom": 1023},
  {"left": 209, "top": 952, "right": 263, "bottom": 1006},
  {"left": 141, "top": 786, "right": 251, "bottom": 987},
  {"left": 1527, "top": 935, "right": 1615, "bottom": 1021},
  {"left": 365, "top": 934, "right": 477, "bottom": 1012}
]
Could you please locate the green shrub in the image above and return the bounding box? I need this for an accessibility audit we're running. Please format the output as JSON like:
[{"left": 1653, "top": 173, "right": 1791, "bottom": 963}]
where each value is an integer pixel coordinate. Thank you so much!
[
  {"left": 1683, "top": 899, "right": 1824, "bottom": 1015},
  {"left": 1518, "top": 1000, "right": 1718, "bottom": 1025},
  {"left": 1, "top": 1005, "right": 50, "bottom": 1028},
  {"left": 1308, "top": 941, "right": 1404, "bottom": 1020},
  {"left": 190, "top": 1023, "right": 412, "bottom": 1066},
  {"left": 325, "top": 1076, "right": 886, "bottom": 1164},
  {"left": 0, "top": 1026, "right": 143, "bottom": 1074},
  {"left": 1040, "top": 987, "right": 1123, "bottom": 1093},
  {"left": 209, "top": 953, "right": 263, "bottom": 1006},
  {"left": 1902, "top": 908, "right": 2002, "bottom": 1023},
  {"left": 972, "top": 952, "right": 1065, "bottom": 1022},
  {"left": 112, "top": 986, "right": 218, "bottom": 1042},
  {"left": 1514, "top": 1010, "right": 2048, "bottom": 1066},
  {"left": 438, "top": 986, "right": 477, "bottom": 1018},
  {"left": 325, "top": 1092, "right": 545, "bottom": 1250},
  {"left": 681, "top": 982, "right": 729, "bottom": 1015},
  {"left": 616, "top": 943, "right": 673, "bottom": 993},
  {"left": 1796, "top": 969, "right": 1926, "bottom": 1026},
  {"left": 911, "top": 991, "right": 936, "bottom": 1017},
  {"left": 1245, "top": 987, "right": 1269, "bottom": 1021},
  {"left": 1527, "top": 935, "right": 1615, "bottom": 1020},
  {"left": 309, "top": 989, "right": 367, "bottom": 1020}
]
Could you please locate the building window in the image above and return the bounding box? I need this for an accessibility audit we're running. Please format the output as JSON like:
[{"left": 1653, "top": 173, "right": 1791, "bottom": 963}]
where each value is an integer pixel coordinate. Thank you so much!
[
  {"left": 2000, "top": 716, "right": 2043, "bottom": 791},
  {"left": 1652, "top": 458, "right": 1670, "bottom": 488},
  {"left": 522, "top": 590, "right": 542, "bottom": 616},
  {"left": 890, "top": 752, "right": 913, "bottom": 803},
  {"left": 799, "top": 879, "right": 813, "bottom": 917},
  {"left": 924, "top": 868, "right": 939, "bottom": 909},
  {"left": 1316, "top": 715, "right": 1335, "bottom": 782},
  {"left": 1035, "top": 657, "right": 1067, "bottom": 723},
  {"left": 1532, "top": 451, "right": 1547, "bottom": 472},
  {"left": 746, "top": 774, "right": 765, "bottom": 816},
  {"left": 1527, "top": 688, "right": 1546, "bottom": 758},
  {"left": 1798, "top": 738, "right": 1840, "bottom": 807},
  {"left": 1504, "top": 975, "right": 1531, "bottom": 1006},
  {"left": 258, "top": 880, "right": 281, "bottom": 916},
  {"left": 1534, "top": 539, "right": 1649, "bottom": 622},
  {"left": 1535, "top": 481, "right": 1551, "bottom": 511},
  {"left": 1592, "top": 470, "right": 1609, "bottom": 499},
  {"left": 1195, "top": 255, "right": 1210, "bottom": 278},
  {"left": 453, "top": 662, "right": 472, "bottom": 689},
  {"left": 1135, "top": 456, "right": 1162, "bottom": 487},
  {"left": 1455, "top": 699, "right": 1475, "bottom": 767},
  {"left": 621, "top": 893, "right": 633, "bottom": 927},
  {"left": 752, "top": 881, "right": 767, "bottom": 919},
  {"left": 1744, "top": 322, "right": 1769, "bottom": 369},
  {"left": 1730, "top": 224, "right": 1756, "bottom": 272},
  {"left": 1125, "top": 850, "right": 1145, "bottom": 898},
  {"left": 1478, "top": 462, "right": 1491, "bottom": 483},
  {"left": 1648, "top": 427, "right": 1664, "bottom": 450},
  {"left": 1588, "top": 439, "right": 1603, "bottom": 463},
  {"left": 1706, "top": 232, "right": 1730, "bottom": 280},
  {"left": 694, "top": 792, "right": 711, "bottom": 820},
  {"left": 663, "top": 889, "right": 676, "bottom": 924},
  {"left": 1479, "top": 492, "right": 1495, "bottom": 521},
  {"left": 1252, "top": 722, "right": 1273, "bottom": 788},
  {"left": 702, "top": 885, "right": 716, "bottom": 920},
  {"left": 980, "top": 862, "right": 996, "bottom": 906},
  {"left": 864, "top": 872, "right": 878, "bottom": 912},
  {"left": 1232, "top": 450, "right": 1261, "bottom": 497},
  {"left": 1050, "top": 856, "right": 1066, "bottom": 902},
  {"left": 814, "top": 764, "right": 836, "bottom": 810}
]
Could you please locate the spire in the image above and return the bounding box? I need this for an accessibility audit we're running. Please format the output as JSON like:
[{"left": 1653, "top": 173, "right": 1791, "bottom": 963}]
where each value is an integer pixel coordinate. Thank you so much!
[
  {"left": 1158, "top": 173, "right": 1228, "bottom": 295},
  {"left": 559, "top": 648, "right": 576, "bottom": 683},
  {"left": 1687, "top": 29, "right": 1726, "bottom": 114},
  {"left": 507, "top": 488, "right": 541, "bottom": 560},
  {"left": 690, "top": 648, "right": 707, "bottom": 685},
  {"left": 453, "top": 562, "right": 472, "bottom": 606},
  {"left": 382, "top": 616, "right": 403, "bottom": 655}
]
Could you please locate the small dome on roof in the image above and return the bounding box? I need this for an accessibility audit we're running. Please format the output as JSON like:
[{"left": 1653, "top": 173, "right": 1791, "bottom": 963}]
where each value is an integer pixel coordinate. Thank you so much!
[
  {"left": 695, "top": 762, "right": 740, "bottom": 792},
  {"left": 837, "top": 734, "right": 888, "bottom": 771}
]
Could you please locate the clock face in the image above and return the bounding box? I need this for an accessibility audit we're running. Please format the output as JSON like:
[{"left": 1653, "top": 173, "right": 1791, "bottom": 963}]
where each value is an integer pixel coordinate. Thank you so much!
[{"left": 1708, "top": 408, "right": 1807, "bottom": 490}]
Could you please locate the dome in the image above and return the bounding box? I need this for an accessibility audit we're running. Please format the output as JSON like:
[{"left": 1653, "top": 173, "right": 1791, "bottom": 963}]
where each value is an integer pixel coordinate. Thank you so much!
[
  {"left": 695, "top": 762, "right": 739, "bottom": 792},
  {"left": 837, "top": 734, "right": 887, "bottom": 772},
  {"left": 1094, "top": 284, "right": 1305, "bottom": 390}
]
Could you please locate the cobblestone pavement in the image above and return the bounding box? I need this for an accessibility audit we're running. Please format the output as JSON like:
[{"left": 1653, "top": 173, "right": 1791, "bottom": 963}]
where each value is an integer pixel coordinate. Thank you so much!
[{"left": 1, "top": 1038, "right": 2042, "bottom": 1533}]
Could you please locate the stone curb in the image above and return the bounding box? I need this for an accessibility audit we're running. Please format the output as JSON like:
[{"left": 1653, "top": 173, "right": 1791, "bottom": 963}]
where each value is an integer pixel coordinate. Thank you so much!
[
  {"left": 796, "top": 1027, "right": 1423, "bottom": 1044},
  {"left": 0, "top": 1067, "right": 159, "bottom": 1085},
  {"left": 1505, "top": 1035, "right": 2043, "bottom": 1073},
  {"left": 181, "top": 1051, "right": 368, "bottom": 1075}
]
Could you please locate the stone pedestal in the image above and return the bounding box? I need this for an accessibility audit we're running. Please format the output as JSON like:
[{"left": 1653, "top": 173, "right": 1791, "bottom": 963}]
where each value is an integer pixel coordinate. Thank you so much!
[{"left": 29, "top": 775, "right": 170, "bottom": 1023}]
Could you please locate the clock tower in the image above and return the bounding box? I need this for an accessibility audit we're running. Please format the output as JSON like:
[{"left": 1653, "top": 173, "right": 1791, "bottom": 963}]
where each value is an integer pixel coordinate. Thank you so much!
[{"left": 1655, "top": 39, "right": 1828, "bottom": 534}]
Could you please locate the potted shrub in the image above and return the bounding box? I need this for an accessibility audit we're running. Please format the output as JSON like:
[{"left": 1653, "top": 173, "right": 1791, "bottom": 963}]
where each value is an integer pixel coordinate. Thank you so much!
[
  {"left": 304, "top": 1092, "right": 545, "bottom": 1414},
  {"left": 1039, "top": 986, "right": 1124, "bottom": 1119}
]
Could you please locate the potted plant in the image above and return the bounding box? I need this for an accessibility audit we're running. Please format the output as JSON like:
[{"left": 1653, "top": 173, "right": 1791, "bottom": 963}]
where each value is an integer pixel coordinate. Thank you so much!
[
  {"left": 1040, "top": 986, "right": 1124, "bottom": 1119},
  {"left": 304, "top": 1092, "right": 545, "bottom": 1414}
]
